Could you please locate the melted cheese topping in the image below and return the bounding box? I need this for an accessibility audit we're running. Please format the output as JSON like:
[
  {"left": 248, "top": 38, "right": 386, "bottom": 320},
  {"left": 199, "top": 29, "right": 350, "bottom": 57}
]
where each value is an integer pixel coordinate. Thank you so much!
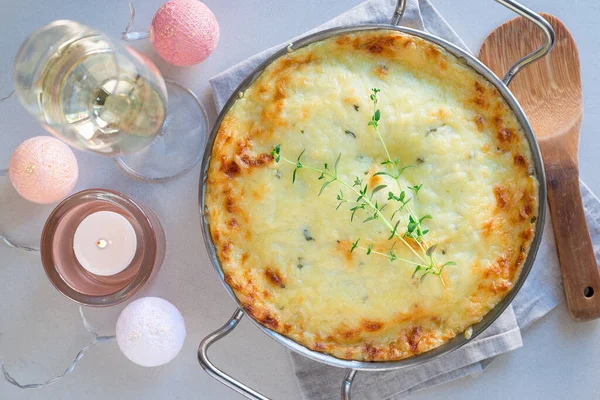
[{"left": 205, "top": 30, "right": 538, "bottom": 361}]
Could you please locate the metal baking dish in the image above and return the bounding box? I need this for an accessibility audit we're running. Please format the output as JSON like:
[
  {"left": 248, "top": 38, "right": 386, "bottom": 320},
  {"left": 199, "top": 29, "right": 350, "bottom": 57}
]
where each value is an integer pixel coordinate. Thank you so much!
[{"left": 197, "top": 1, "right": 554, "bottom": 398}]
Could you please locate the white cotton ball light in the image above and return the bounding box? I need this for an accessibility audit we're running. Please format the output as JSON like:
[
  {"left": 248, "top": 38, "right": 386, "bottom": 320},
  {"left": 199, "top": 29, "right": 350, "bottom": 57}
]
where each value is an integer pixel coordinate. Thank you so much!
[{"left": 116, "top": 297, "right": 186, "bottom": 367}]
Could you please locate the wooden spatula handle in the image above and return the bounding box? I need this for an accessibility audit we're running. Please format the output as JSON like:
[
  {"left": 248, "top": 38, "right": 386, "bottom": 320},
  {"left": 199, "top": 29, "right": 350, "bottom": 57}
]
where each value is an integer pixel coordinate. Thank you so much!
[{"left": 546, "top": 161, "right": 600, "bottom": 321}]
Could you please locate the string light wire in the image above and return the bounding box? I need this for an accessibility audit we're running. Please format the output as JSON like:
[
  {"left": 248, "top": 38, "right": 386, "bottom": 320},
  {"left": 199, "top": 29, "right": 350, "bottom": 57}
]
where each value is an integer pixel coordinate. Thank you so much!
[{"left": 0, "top": 307, "right": 115, "bottom": 389}]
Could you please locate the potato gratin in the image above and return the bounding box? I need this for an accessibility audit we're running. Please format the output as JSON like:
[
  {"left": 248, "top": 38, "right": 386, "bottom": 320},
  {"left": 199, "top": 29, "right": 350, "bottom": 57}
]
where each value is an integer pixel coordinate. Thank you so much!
[{"left": 205, "top": 30, "right": 538, "bottom": 361}]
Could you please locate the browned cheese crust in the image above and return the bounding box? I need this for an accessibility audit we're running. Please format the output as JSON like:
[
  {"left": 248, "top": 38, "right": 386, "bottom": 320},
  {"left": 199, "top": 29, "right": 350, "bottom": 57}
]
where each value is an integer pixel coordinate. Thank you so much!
[{"left": 205, "top": 30, "right": 538, "bottom": 361}]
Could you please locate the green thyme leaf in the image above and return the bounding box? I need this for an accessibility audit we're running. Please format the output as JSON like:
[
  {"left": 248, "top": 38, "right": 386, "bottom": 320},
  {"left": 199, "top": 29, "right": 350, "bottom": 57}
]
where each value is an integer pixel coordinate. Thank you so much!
[
  {"left": 297, "top": 148, "right": 306, "bottom": 163},
  {"left": 442, "top": 261, "right": 457, "bottom": 268},
  {"left": 371, "top": 185, "right": 388, "bottom": 197},
  {"left": 408, "top": 184, "right": 423, "bottom": 195},
  {"left": 412, "top": 265, "right": 423, "bottom": 279},
  {"left": 363, "top": 214, "right": 377, "bottom": 223},
  {"left": 420, "top": 271, "right": 433, "bottom": 284},
  {"left": 399, "top": 165, "right": 415, "bottom": 174},
  {"left": 388, "top": 220, "right": 401, "bottom": 240},
  {"left": 407, "top": 222, "right": 417, "bottom": 233},
  {"left": 319, "top": 180, "right": 333, "bottom": 196},
  {"left": 350, "top": 206, "right": 360, "bottom": 222},
  {"left": 419, "top": 214, "right": 432, "bottom": 223},
  {"left": 334, "top": 153, "right": 341, "bottom": 175},
  {"left": 373, "top": 171, "right": 395, "bottom": 178},
  {"left": 271, "top": 144, "right": 281, "bottom": 162}
]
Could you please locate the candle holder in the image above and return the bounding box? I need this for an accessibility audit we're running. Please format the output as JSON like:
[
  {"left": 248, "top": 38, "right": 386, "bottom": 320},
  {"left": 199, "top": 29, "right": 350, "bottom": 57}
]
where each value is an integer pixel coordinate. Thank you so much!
[{"left": 41, "top": 189, "right": 165, "bottom": 306}]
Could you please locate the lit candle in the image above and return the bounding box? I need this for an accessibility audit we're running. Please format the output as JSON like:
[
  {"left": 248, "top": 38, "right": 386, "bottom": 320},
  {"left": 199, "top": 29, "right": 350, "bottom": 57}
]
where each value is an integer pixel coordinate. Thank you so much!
[
  {"left": 42, "top": 189, "right": 165, "bottom": 306},
  {"left": 73, "top": 211, "right": 137, "bottom": 276}
]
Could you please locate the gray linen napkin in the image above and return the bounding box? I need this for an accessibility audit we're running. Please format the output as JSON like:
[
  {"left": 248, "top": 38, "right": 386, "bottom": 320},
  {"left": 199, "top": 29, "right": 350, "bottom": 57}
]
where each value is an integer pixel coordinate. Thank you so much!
[{"left": 209, "top": 0, "right": 600, "bottom": 398}]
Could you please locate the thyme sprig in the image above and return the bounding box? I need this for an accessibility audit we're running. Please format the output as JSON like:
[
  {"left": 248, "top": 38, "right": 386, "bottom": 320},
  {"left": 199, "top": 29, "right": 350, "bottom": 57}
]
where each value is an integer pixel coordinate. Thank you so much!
[
  {"left": 412, "top": 245, "right": 457, "bottom": 285},
  {"left": 272, "top": 147, "right": 426, "bottom": 263},
  {"left": 368, "top": 88, "right": 391, "bottom": 162},
  {"left": 270, "top": 88, "right": 455, "bottom": 284}
]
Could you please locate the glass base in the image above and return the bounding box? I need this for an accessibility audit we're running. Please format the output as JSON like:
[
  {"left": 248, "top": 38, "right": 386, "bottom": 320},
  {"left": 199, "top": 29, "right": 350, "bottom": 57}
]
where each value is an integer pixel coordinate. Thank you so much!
[{"left": 115, "top": 80, "right": 208, "bottom": 182}]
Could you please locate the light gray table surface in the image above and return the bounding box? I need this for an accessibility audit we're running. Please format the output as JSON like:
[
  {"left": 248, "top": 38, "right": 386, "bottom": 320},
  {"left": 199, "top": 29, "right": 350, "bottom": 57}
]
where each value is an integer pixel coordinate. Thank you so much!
[{"left": 1, "top": 0, "right": 599, "bottom": 399}]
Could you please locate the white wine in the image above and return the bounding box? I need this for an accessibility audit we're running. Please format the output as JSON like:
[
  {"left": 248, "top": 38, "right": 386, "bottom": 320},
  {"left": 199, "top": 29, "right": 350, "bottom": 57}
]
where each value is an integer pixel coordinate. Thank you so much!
[
  {"left": 40, "top": 39, "right": 167, "bottom": 155},
  {"left": 15, "top": 20, "right": 208, "bottom": 182},
  {"left": 15, "top": 21, "right": 167, "bottom": 155}
]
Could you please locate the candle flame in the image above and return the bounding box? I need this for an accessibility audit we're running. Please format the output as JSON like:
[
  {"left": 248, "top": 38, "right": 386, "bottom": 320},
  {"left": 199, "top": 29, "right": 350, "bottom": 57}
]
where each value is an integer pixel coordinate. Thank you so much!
[{"left": 97, "top": 239, "right": 108, "bottom": 249}]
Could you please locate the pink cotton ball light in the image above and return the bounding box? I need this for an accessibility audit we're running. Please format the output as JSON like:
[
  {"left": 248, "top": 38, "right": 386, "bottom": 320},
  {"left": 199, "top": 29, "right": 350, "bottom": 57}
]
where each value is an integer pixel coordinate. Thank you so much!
[
  {"left": 9, "top": 136, "right": 78, "bottom": 204},
  {"left": 150, "top": 0, "right": 219, "bottom": 66}
]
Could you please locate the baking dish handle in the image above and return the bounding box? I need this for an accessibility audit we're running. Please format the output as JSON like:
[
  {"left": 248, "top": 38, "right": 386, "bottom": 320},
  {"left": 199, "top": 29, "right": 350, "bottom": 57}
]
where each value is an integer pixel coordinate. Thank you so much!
[
  {"left": 341, "top": 369, "right": 358, "bottom": 400},
  {"left": 495, "top": 0, "right": 555, "bottom": 86},
  {"left": 390, "top": 0, "right": 407, "bottom": 26},
  {"left": 390, "top": 0, "right": 555, "bottom": 86},
  {"left": 199, "top": 311, "right": 360, "bottom": 400},
  {"left": 198, "top": 309, "right": 270, "bottom": 400}
]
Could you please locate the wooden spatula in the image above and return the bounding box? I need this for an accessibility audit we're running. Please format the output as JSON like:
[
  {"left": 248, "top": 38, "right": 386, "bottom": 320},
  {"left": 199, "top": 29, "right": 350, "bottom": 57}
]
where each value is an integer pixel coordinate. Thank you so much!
[{"left": 480, "top": 14, "right": 600, "bottom": 321}]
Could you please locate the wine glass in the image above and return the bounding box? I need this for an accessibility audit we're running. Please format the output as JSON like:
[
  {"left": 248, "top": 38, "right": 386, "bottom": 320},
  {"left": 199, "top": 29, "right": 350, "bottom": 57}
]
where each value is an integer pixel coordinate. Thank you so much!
[{"left": 13, "top": 20, "right": 207, "bottom": 182}]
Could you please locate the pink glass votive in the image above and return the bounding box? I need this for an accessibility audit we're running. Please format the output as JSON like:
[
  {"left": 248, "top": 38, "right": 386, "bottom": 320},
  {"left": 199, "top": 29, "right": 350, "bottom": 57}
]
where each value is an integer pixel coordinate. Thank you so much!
[{"left": 41, "top": 189, "right": 165, "bottom": 306}]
